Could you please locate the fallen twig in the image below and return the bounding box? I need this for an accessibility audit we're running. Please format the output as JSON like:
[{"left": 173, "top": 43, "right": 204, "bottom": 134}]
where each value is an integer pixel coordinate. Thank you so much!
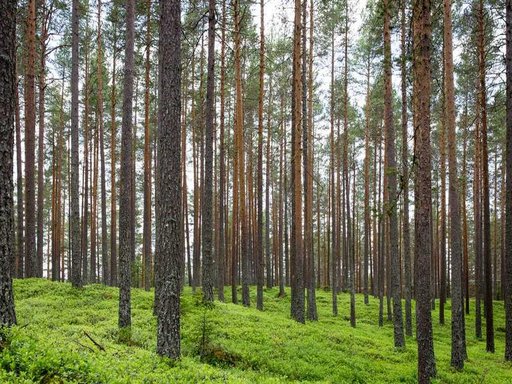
[{"left": 84, "top": 331, "right": 106, "bottom": 352}]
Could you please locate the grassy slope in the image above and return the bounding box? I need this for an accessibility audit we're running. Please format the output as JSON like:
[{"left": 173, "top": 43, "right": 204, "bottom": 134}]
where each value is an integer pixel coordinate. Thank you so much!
[{"left": 0, "top": 279, "right": 511, "bottom": 383}]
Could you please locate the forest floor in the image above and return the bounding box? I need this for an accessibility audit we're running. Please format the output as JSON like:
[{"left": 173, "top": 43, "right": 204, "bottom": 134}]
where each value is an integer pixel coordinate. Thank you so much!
[{"left": 0, "top": 279, "right": 511, "bottom": 383}]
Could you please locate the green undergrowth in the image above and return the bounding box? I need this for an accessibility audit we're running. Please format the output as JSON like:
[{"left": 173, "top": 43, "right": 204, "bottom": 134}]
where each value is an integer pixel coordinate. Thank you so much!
[{"left": 0, "top": 279, "right": 511, "bottom": 383}]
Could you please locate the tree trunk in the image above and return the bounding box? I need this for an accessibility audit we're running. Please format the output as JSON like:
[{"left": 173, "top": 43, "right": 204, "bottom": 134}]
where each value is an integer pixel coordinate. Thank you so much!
[
  {"left": 401, "top": 0, "right": 412, "bottom": 337},
  {"left": 97, "top": 0, "right": 108, "bottom": 286},
  {"left": 70, "top": 0, "right": 82, "bottom": 288},
  {"left": 156, "top": 0, "right": 182, "bottom": 359},
  {"left": 477, "top": 0, "right": 494, "bottom": 353},
  {"left": 109, "top": 10, "right": 118, "bottom": 287},
  {"left": 290, "top": 0, "right": 304, "bottom": 324},
  {"left": 505, "top": 0, "right": 512, "bottom": 362},
  {"left": 24, "top": 0, "right": 37, "bottom": 278},
  {"left": 384, "top": 0, "right": 404, "bottom": 347},
  {"left": 444, "top": 0, "right": 466, "bottom": 368},
  {"left": 118, "top": 0, "right": 135, "bottom": 329},
  {"left": 413, "top": 0, "right": 436, "bottom": 380},
  {"left": 202, "top": 0, "right": 215, "bottom": 303},
  {"left": 143, "top": 0, "right": 152, "bottom": 292},
  {"left": 0, "top": 0, "right": 17, "bottom": 327}
]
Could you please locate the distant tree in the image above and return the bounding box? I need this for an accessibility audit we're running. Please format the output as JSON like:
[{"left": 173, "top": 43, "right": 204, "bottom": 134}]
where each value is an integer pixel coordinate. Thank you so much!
[
  {"left": 142, "top": 0, "right": 152, "bottom": 292},
  {"left": 155, "top": 0, "right": 182, "bottom": 359},
  {"left": 505, "top": 0, "right": 512, "bottom": 362},
  {"left": 70, "top": 0, "right": 82, "bottom": 288},
  {"left": 0, "top": 0, "right": 17, "bottom": 327},
  {"left": 413, "top": 0, "right": 436, "bottom": 380}
]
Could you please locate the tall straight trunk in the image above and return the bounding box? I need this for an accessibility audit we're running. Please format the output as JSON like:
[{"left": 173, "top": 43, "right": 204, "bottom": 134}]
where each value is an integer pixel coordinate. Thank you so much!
[
  {"left": 291, "top": 0, "right": 304, "bottom": 324},
  {"left": 505, "top": 0, "right": 512, "bottom": 362},
  {"left": 91, "top": 109, "right": 98, "bottom": 282},
  {"left": 233, "top": 0, "right": 249, "bottom": 307},
  {"left": 330, "top": 27, "right": 338, "bottom": 317},
  {"left": 278, "top": 99, "right": 285, "bottom": 298},
  {"left": 82, "top": 15, "right": 91, "bottom": 284},
  {"left": 462, "top": 100, "right": 470, "bottom": 315},
  {"left": 202, "top": 0, "right": 215, "bottom": 303},
  {"left": 306, "top": 0, "right": 317, "bottom": 321},
  {"left": 110, "top": 11, "right": 118, "bottom": 287},
  {"left": 37, "top": 0, "right": 51, "bottom": 277},
  {"left": 343, "top": 4, "right": 355, "bottom": 327},
  {"left": 413, "top": 0, "right": 436, "bottom": 380},
  {"left": 97, "top": 0, "right": 108, "bottom": 285},
  {"left": 118, "top": 0, "right": 135, "bottom": 329},
  {"left": 15, "top": 80, "right": 24, "bottom": 278},
  {"left": 156, "top": 0, "right": 182, "bottom": 359},
  {"left": 384, "top": 0, "right": 404, "bottom": 347},
  {"left": 70, "top": 0, "right": 81, "bottom": 288},
  {"left": 401, "top": 0, "right": 412, "bottom": 337},
  {"left": 24, "top": 0, "right": 37, "bottom": 278},
  {"left": 363, "top": 53, "right": 371, "bottom": 306},
  {"left": 265, "top": 80, "right": 272, "bottom": 290},
  {"left": 474, "top": 98, "right": 483, "bottom": 339},
  {"left": 0, "top": 0, "right": 17, "bottom": 326},
  {"left": 444, "top": 0, "right": 466, "bottom": 368},
  {"left": 439, "top": 73, "right": 447, "bottom": 326},
  {"left": 143, "top": 0, "right": 152, "bottom": 292},
  {"left": 477, "top": 0, "right": 494, "bottom": 353},
  {"left": 256, "top": 0, "right": 265, "bottom": 311},
  {"left": 217, "top": 0, "right": 226, "bottom": 301}
]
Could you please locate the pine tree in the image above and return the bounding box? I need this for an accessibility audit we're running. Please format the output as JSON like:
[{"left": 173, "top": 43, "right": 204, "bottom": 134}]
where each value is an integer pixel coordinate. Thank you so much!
[{"left": 0, "top": 0, "right": 17, "bottom": 327}]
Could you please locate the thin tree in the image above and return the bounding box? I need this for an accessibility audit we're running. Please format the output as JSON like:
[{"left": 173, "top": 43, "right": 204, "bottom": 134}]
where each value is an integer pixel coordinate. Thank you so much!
[
  {"left": 291, "top": 0, "right": 305, "bottom": 324},
  {"left": 155, "top": 0, "right": 182, "bottom": 359},
  {"left": 444, "top": 0, "right": 466, "bottom": 368},
  {"left": 15, "top": 78, "right": 24, "bottom": 278},
  {"left": 202, "top": 0, "right": 215, "bottom": 303},
  {"left": 0, "top": 0, "right": 17, "bottom": 327},
  {"left": 384, "top": 0, "right": 405, "bottom": 348},
  {"left": 217, "top": 0, "right": 227, "bottom": 302},
  {"left": 24, "top": 0, "right": 37, "bottom": 278},
  {"left": 118, "top": 0, "right": 136, "bottom": 329},
  {"left": 400, "top": 0, "right": 412, "bottom": 337},
  {"left": 97, "top": 0, "right": 108, "bottom": 285},
  {"left": 413, "top": 0, "right": 436, "bottom": 380},
  {"left": 505, "top": 0, "right": 512, "bottom": 362},
  {"left": 476, "top": 0, "right": 494, "bottom": 353},
  {"left": 143, "top": 0, "right": 152, "bottom": 292},
  {"left": 256, "top": 0, "right": 265, "bottom": 311},
  {"left": 70, "top": 0, "right": 82, "bottom": 288}
]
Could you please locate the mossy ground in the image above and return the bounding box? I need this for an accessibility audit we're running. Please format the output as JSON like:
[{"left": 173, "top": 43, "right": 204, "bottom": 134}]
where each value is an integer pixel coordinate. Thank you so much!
[{"left": 0, "top": 279, "right": 510, "bottom": 383}]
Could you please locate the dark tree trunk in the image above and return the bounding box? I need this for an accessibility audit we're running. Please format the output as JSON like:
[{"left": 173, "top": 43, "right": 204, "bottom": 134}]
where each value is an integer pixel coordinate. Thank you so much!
[
  {"left": 202, "top": 0, "right": 215, "bottom": 303},
  {"left": 0, "top": 0, "right": 17, "bottom": 327},
  {"left": 15, "top": 80, "right": 24, "bottom": 278},
  {"left": 401, "top": 0, "right": 412, "bottom": 337},
  {"left": 24, "top": 0, "right": 36, "bottom": 278},
  {"left": 70, "top": 0, "right": 82, "bottom": 288},
  {"left": 384, "top": 0, "right": 404, "bottom": 347},
  {"left": 477, "top": 0, "right": 494, "bottom": 353},
  {"left": 156, "top": 0, "right": 182, "bottom": 359},
  {"left": 142, "top": 0, "right": 152, "bottom": 292},
  {"left": 505, "top": 0, "right": 512, "bottom": 362},
  {"left": 413, "top": 0, "right": 436, "bottom": 380},
  {"left": 118, "top": 0, "right": 135, "bottom": 329},
  {"left": 444, "top": 0, "right": 466, "bottom": 368}
]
